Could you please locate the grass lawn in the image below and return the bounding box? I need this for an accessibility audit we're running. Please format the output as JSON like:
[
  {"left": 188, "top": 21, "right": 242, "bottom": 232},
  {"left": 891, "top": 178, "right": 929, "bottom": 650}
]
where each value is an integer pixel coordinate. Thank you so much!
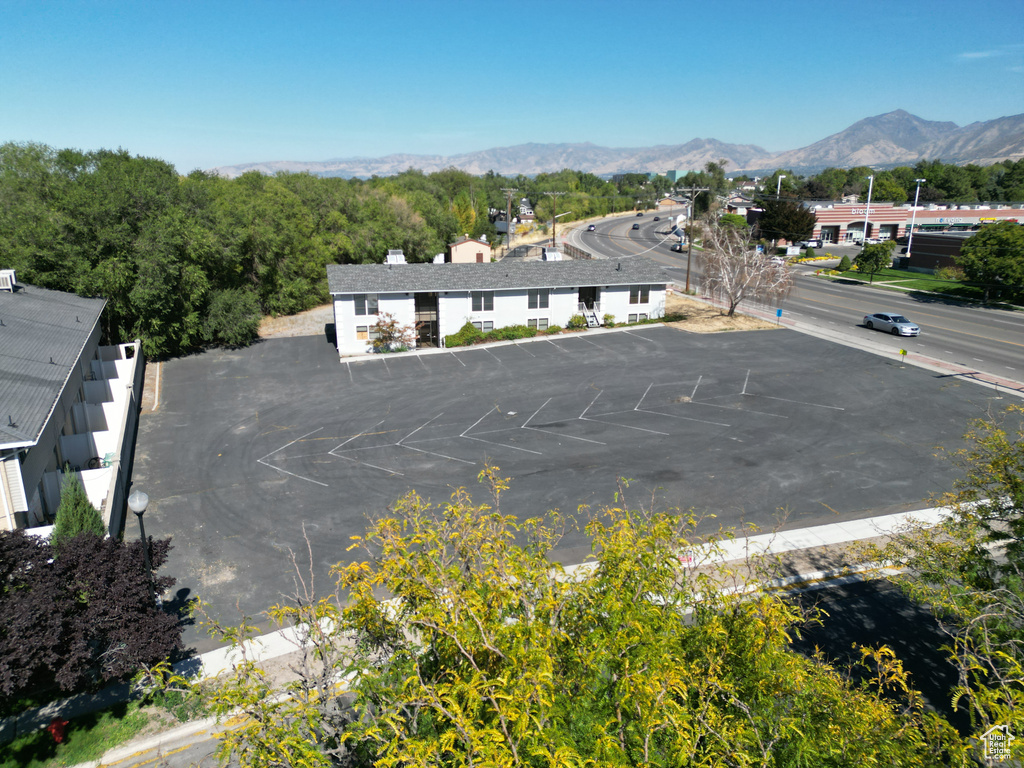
[
  {"left": 0, "top": 701, "right": 154, "bottom": 768},
  {"left": 827, "top": 268, "right": 1017, "bottom": 303}
]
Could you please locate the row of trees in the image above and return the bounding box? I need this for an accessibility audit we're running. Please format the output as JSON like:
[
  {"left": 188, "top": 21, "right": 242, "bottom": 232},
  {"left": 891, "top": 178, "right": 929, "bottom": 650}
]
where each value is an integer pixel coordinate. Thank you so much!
[
  {"left": 758, "top": 158, "right": 1024, "bottom": 204},
  {"left": 3, "top": 141, "right": 1019, "bottom": 357}
]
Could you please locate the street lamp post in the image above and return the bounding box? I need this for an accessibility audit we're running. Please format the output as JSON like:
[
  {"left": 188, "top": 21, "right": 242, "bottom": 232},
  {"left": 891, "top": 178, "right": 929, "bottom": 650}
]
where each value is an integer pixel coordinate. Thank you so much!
[
  {"left": 127, "top": 489, "right": 157, "bottom": 605},
  {"left": 906, "top": 178, "right": 926, "bottom": 258},
  {"left": 776, "top": 175, "right": 786, "bottom": 197},
  {"left": 862, "top": 175, "right": 875, "bottom": 245}
]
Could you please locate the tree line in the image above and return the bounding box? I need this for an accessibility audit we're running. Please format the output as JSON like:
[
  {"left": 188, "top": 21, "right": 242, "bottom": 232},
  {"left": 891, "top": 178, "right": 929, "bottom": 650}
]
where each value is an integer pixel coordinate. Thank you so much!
[
  {"left": 758, "top": 158, "right": 1024, "bottom": 204},
  {"left": 3, "top": 142, "right": 1021, "bottom": 357}
]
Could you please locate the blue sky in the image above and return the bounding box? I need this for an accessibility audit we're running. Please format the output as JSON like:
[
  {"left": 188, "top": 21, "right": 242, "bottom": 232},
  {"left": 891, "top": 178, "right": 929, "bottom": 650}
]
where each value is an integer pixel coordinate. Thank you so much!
[{"left": 2, "top": 0, "right": 1022, "bottom": 173}]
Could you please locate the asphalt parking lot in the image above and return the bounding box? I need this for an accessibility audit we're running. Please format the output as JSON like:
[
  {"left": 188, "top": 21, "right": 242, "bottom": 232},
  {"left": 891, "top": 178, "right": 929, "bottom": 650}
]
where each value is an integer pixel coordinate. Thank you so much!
[{"left": 133, "top": 325, "right": 996, "bottom": 650}]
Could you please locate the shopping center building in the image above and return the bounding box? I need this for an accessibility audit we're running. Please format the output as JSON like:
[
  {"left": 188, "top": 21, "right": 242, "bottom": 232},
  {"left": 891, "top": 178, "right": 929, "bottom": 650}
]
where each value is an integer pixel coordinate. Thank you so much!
[{"left": 808, "top": 202, "right": 1024, "bottom": 244}]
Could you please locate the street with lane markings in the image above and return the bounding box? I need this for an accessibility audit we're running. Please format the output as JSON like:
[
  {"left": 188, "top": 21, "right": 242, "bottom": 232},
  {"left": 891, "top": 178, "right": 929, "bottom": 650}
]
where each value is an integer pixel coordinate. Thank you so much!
[{"left": 566, "top": 216, "right": 1024, "bottom": 388}]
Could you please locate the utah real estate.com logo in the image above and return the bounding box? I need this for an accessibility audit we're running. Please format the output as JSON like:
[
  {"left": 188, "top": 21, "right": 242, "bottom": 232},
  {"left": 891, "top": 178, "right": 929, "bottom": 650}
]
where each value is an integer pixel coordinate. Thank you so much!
[{"left": 981, "top": 725, "right": 1016, "bottom": 763}]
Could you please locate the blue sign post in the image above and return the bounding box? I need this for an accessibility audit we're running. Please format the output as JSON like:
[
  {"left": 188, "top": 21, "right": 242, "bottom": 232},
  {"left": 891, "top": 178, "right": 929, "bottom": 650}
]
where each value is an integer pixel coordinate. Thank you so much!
[{"left": 776, "top": 308, "right": 782, "bottom": 325}]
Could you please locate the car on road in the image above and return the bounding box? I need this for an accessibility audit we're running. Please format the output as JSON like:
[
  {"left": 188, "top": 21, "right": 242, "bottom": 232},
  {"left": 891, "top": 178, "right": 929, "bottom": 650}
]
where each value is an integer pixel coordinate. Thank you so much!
[
  {"left": 863, "top": 312, "right": 920, "bottom": 336},
  {"left": 587, "top": 224, "right": 596, "bottom": 231},
  {"left": 801, "top": 239, "right": 823, "bottom": 249},
  {"left": 671, "top": 242, "right": 683, "bottom": 252},
  {"left": 653, "top": 216, "right": 660, "bottom": 221},
  {"left": 636, "top": 212, "right": 644, "bottom": 217},
  {"left": 632, "top": 223, "right": 640, "bottom": 230}
]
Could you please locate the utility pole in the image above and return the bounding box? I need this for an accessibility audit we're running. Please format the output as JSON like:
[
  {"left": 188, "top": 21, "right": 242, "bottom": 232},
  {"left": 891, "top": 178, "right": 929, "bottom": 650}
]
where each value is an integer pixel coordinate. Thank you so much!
[
  {"left": 681, "top": 186, "right": 710, "bottom": 294},
  {"left": 501, "top": 187, "right": 518, "bottom": 255},
  {"left": 545, "top": 191, "right": 567, "bottom": 247}
]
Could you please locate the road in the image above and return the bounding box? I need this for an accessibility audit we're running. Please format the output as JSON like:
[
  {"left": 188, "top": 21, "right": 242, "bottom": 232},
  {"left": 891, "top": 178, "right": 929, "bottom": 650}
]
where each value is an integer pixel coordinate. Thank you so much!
[{"left": 567, "top": 215, "right": 1024, "bottom": 389}]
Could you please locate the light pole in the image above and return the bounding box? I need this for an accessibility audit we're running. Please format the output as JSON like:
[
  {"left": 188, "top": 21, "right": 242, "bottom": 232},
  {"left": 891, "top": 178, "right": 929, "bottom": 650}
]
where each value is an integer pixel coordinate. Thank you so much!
[
  {"left": 906, "top": 178, "right": 926, "bottom": 258},
  {"left": 776, "top": 175, "right": 786, "bottom": 197},
  {"left": 127, "top": 488, "right": 157, "bottom": 605},
  {"left": 862, "top": 175, "right": 875, "bottom": 245}
]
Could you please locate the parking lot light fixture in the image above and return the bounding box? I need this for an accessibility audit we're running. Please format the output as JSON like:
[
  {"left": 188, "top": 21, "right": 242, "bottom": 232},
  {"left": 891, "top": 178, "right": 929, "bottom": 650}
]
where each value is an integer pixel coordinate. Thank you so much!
[
  {"left": 907, "top": 179, "right": 926, "bottom": 258},
  {"left": 128, "top": 489, "right": 157, "bottom": 604},
  {"left": 776, "top": 175, "right": 786, "bottom": 197}
]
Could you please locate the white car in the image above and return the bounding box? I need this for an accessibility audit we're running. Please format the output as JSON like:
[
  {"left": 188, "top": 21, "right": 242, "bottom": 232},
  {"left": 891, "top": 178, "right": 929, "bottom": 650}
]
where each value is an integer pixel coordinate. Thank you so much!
[{"left": 863, "top": 312, "right": 920, "bottom": 336}]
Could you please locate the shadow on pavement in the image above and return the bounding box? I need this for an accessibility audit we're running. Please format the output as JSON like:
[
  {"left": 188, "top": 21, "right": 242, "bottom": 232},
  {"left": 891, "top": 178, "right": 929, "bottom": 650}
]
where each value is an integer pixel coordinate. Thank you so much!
[{"left": 789, "top": 579, "right": 971, "bottom": 736}]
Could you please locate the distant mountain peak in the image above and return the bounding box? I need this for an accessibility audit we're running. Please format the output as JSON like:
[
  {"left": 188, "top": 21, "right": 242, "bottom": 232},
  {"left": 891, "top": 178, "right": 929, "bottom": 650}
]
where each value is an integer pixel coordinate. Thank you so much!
[{"left": 208, "top": 111, "right": 1024, "bottom": 179}]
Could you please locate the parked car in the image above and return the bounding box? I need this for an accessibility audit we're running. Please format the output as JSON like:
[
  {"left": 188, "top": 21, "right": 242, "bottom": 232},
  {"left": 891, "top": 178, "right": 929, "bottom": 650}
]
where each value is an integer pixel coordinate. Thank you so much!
[
  {"left": 863, "top": 312, "right": 920, "bottom": 336},
  {"left": 801, "top": 239, "right": 823, "bottom": 249},
  {"left": 587, "top": 224, "right": 596, "bottom": 231}
]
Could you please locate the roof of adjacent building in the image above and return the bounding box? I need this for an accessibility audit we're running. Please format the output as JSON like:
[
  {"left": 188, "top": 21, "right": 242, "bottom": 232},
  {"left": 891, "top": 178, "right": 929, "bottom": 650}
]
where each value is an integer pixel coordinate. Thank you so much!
[
  {"left": 327, "top": 257, "right": 668, "bottom": 295},
  {"left": 448, "top": 235, "right": 491, "bottom": 248},
  {"left": 0, "top": 283, "right": 105, "bottom": 448}
]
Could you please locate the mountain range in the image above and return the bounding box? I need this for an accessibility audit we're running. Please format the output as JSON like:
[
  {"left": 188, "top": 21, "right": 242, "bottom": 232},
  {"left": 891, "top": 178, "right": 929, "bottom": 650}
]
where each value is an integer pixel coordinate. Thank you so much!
[{"left": 209, "top": 110, "right": 1024, "bottom": 180}]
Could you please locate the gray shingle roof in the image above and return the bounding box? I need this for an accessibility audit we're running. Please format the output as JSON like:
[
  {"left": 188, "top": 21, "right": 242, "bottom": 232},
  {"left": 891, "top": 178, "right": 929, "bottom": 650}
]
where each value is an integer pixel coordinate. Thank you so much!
[
  {"left": 0, "top": 284, "right": 106, "bottom": 448},
  {"left": 327, "top": 257, "right": 668, "bottom": 295}
]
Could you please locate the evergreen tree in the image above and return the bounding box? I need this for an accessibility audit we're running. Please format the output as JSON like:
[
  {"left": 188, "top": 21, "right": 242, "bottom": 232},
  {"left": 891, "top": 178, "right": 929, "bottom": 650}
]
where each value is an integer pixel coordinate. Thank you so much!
[{"left": 50, "top": 468, "right": 105, "bottom": 553}]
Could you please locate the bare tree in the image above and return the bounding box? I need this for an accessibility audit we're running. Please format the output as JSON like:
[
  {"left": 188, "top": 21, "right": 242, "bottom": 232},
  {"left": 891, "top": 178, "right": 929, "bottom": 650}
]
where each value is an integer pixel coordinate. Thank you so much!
[{"left": 697, "top": 217, "right": 793, "bottom": 316}]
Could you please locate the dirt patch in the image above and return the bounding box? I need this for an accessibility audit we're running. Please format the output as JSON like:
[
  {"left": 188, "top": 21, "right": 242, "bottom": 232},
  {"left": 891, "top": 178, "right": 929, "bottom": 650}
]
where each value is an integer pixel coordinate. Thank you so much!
[
  {"left": 663, "top": 292, "right": 779, "bottom": 333},
  {"left": 259, "top": 304, "right": 334, "bottom": 339}
]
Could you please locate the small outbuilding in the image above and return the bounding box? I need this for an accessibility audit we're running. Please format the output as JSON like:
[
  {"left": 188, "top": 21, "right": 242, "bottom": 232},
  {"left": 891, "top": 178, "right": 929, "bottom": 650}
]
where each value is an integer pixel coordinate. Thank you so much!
[{"left": 448, "top": 235, "right": 492, "bottom": 264}]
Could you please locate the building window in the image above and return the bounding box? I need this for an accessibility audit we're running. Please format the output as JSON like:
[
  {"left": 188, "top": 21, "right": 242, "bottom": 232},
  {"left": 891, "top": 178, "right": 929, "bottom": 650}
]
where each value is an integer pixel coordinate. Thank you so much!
[
  {"left": 355, "top": 294, "right": 378, "bottom": 315},
  {"left": 629, "top": 285, "right": 650, "bottom": 305},
  {"left": 356, "top": 326, "right": 368, "bottom": 340},
  {"left": 471, "top": 321, "right": 494, "bottom": 332},
  {"left": 628, "top": 314, "right": 637, "bottom": 323},
  {"left": 528, "top": 318, "right": 549, "bottom": 330},
  {"left": 528, "top": 288, "right": 549, "bottom": 309},
  {"left": 472, "top": 291, "right": 494, "bottom": 312}
]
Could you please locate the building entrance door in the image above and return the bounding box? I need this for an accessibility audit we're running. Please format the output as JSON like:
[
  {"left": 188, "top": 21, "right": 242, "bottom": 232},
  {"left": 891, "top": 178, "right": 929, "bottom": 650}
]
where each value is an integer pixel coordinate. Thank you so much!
[
  {"left": 578, "top": 286, "right": 599, "bottom": 310},
  {"left": 415, "top": 293, "right": 439, "bottom": 347}
]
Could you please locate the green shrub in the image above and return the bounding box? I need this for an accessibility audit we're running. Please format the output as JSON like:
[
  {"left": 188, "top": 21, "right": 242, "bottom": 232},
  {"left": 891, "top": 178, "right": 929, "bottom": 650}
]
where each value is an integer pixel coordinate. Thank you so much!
[
  {"left": 935, "top": 265, "right": 965, "bottom": 282},
  {"left": 838, "top": 255, "right": 852, "bottom": 271},
  {"left": 486, "top": 325, "right": 538, "bottom": 342},
  {"left": 545, "top": 325, "right": 562, "bottom": 334},
  {"left": 567, "top": 314, "right": 587, "bottom": 330},
  {"left": 602, "top": 313, "right": 615, "bottom": 327},
  {"left": 805, "top": 248, "right": 816, "bottom": 259},
  {"left": 445, "top": 322, "right": 484, "bottom": 348}
]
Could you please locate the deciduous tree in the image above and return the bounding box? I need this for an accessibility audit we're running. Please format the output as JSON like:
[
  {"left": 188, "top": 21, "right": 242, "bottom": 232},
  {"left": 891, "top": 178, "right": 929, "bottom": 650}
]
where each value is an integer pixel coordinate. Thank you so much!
[
  {"left": 956, "top": 221, "right": 1024, "bottom": 301},
  {"left": 167, "top": 469, "right": 961, "bottom": 767},
  {"left": 698, "top": 218, "right": 793, "bottom": 315},
  {"left": 753, "top": 197, "right": 816, "bottom": 245},
  {"left": 855, "top": 240, "right": 896, "bottom": 283},
  {"left": 871, "top": 405, "right": 1024, "bottom": 752}
]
